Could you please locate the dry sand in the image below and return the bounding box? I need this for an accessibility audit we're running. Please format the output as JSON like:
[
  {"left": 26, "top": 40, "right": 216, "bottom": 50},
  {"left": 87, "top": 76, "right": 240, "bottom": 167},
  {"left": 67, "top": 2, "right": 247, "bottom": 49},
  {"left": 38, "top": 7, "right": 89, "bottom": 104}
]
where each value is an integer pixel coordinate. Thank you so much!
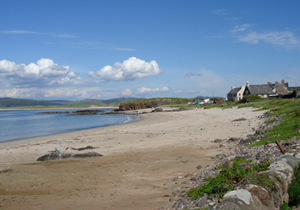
[{"left": 0, "top": 107, "right": 266, "bottom": 210}]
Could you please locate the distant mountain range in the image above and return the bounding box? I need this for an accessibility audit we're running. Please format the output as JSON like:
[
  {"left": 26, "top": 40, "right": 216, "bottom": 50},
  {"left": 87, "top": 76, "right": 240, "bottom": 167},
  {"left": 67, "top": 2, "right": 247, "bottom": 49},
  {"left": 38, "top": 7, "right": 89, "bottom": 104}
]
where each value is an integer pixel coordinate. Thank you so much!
[{"left": 0, "top": 97, "right": 142, "bottom": 107}]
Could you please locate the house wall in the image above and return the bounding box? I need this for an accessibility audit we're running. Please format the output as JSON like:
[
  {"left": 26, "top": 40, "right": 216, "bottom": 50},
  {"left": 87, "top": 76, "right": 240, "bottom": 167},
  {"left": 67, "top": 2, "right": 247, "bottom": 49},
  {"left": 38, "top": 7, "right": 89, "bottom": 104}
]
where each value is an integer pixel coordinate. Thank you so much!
[
  {"left": 237, "top": 86, "right": 245, "bottom": 101},
  {"left": 277, "top": 83, "right": 289, "bottom": 95},
  {"left": 227, "top": 86, "right": 245, "bottom": 102}
]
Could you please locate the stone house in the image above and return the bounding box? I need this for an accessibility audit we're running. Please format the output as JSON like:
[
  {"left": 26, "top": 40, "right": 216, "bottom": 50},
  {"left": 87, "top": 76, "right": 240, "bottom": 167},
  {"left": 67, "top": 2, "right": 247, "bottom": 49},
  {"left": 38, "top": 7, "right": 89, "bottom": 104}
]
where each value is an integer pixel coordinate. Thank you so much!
[
  {"left": 227, "top": 86, "right": 245, "bottom": 102},
  {"left": 243, "top": 81, "right": 276, "bottom": 98},
  {"left": 244, "top": 80, "right": 299, "bottom": 98}
]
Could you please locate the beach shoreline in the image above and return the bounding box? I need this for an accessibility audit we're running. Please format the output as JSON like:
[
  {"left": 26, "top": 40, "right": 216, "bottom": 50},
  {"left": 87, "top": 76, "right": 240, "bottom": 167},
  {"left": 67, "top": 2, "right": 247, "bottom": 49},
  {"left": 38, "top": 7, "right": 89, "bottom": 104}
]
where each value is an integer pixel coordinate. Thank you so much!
[
  {"left": 0, "top": 107, "right": 267, "bottom": 210},
  {"left": 0, "top": 112, "right": 139, "bottom": 146}
]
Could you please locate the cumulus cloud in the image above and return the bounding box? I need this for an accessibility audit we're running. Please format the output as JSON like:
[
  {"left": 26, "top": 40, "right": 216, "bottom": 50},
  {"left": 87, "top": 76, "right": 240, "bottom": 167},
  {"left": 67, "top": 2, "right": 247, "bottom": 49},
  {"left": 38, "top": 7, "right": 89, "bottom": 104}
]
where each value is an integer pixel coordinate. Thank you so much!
[
  {"left": 89, "top": 57, "right": 162, "bottom": 81},
  {"left": 122, "top": 89, "right": 132, "bottom": 96},
  {"left": 0, "top": 58, "right": 82, "bottom": 87},
  {"left": 0, "top": 87, "right": 106, "bottom": 100},
  {"left": 137, "top": 86, "right": 169, "bottom": 94},
  {"left": 0, "top": 88, "right": 37, "bottom": 98}
]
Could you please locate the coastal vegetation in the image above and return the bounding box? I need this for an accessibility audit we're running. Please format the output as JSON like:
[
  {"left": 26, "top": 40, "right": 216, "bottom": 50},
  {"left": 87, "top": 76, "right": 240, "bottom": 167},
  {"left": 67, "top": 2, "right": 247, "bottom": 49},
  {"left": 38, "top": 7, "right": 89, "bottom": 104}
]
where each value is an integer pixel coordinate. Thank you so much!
[
  {"left": 181, "top": 96, "right": 300, "bottom": 208},
  {"left": 187, "top": 158, "right": 272, "bottom": 199}
]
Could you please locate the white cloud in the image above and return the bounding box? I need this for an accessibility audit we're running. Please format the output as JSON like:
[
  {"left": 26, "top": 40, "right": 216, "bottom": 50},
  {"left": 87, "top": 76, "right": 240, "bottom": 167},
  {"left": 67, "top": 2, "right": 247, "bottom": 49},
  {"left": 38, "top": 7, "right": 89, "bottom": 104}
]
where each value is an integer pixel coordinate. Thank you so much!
[
  {"left": 137, "top": 87, "right": 152, "bottom": 93},
  {"left": 0, "top": 58, "right": 83, "bottom": 87},
  {"left": 89, "top": 57, "right": 162, "bottom": 81},
  {"left": 43, "top": 88, "right": 87, "bottom": 98},
  {"left": 237, "top": 31, "right": 300, "bottom": 49},
  {"left": 0, "top": 87, "right": 106, "bottom": 100},
  {"left": 161, "top": 86, "right": 169, "bottom": 92},
  {"left": 122, "top": 89, "right": 132, "bottom": 96},
  {"left": 137, "top": 86, "right": 169, "bottom": 94},
  {"left": 229, "top": 24, "right": 254, "bottom": 33},
  {"left": 229, "top": 24, "right": 300, "bottom": 49},
  {"left": 0, "top": 88, "right": 36, "bottom": 98}
]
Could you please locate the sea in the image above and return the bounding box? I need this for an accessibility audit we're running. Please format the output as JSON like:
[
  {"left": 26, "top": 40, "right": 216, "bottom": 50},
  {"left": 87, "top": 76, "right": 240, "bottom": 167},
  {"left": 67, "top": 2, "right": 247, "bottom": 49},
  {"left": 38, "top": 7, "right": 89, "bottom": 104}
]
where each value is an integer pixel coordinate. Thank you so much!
[{"left": 0, "top": 108, "right": 138, "bottom": 143}]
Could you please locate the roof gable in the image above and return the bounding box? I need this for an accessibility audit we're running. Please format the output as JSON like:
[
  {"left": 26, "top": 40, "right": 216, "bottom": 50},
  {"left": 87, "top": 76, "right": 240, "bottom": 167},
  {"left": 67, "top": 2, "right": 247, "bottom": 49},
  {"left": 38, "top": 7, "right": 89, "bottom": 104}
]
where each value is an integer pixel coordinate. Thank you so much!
[
  {"left": 228, "top": 87, "right": 241, "bottom": 94},
  {"left": 247, "top": 84, "right": 274, "bottom": 95}
]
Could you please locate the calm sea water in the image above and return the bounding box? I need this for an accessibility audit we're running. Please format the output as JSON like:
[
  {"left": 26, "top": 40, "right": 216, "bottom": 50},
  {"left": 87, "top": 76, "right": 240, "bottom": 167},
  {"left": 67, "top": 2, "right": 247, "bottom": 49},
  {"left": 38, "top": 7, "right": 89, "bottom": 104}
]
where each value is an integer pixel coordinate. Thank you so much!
[{"left": 0, "top": 109, "right": 138, "bottom": 143}]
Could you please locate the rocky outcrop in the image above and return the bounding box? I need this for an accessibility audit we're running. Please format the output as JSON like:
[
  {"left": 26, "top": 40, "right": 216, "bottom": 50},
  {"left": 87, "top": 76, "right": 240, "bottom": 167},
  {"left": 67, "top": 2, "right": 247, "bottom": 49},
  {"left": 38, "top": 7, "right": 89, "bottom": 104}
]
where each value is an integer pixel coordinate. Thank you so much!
[
  {"left": 37, "top": 152, "right": 103, "bottom": 161},
  {"left": 118, "top": 98, "right": 186, "bottom": 111},
  {"left": 119, "top": 101, "right": 162, "bottom": 111}
]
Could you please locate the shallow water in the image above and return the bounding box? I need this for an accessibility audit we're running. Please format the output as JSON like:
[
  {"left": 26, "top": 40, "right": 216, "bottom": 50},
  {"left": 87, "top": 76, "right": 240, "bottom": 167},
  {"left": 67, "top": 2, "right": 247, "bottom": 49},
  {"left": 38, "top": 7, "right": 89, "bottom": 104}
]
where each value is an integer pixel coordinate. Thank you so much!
[{"left": 0, "top": 109, "right": 137, "bottom": 142}]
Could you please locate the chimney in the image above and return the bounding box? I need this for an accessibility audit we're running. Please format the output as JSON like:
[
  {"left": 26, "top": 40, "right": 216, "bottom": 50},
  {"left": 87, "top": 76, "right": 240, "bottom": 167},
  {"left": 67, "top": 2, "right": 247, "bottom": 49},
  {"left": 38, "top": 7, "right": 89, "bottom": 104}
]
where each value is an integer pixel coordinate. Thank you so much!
[
  {"left": 267, "top": 81, "right": 272, "bottom": 85},
  {"left": 281, "top": 79, "right": 285, "bottom": 84},
  {"left": 231, "top": 86, "right": 235, "bottom": 90},
  {"left": 275, "top": 81, "right": 279, "bottom": 85},
  {"left": 246, "top": 81, "right": 249, "bottom": 86}
]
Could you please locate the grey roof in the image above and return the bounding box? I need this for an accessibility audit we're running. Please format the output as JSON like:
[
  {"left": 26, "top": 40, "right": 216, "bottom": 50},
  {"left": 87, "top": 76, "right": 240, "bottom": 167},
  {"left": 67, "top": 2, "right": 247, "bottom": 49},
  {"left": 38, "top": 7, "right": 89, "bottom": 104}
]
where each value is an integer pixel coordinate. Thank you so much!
[
  {"left": 247, "top": 84, "right": 274, "bottom": 95},
  {"left": 228, "top": 87, "right": 241, "bottom": 95},
  {"left": 287, "top": 86, "right": 300, "bottom": 91}
]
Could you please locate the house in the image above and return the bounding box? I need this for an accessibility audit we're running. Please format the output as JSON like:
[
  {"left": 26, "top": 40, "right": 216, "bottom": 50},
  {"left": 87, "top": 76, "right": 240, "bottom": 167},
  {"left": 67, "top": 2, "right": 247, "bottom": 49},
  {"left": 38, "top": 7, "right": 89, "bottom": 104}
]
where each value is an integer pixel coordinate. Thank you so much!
[
  {"left": 243, "top": 80, "right": 299, "bottom": 98},
  {"left": 227, "top": 86, "right": 245, "bottom": 102},
  {"left": 243, "top": 81, "right": 276, "bottom": 98}
]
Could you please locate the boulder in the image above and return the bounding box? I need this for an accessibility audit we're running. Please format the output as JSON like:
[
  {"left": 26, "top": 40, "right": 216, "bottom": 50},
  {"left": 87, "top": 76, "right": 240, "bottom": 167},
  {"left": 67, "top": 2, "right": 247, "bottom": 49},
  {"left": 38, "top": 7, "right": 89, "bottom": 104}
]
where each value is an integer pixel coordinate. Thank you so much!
[
  {"left": 223, "top": 189, "right": 253, "bottom": 205},
  {"left": 209, "top": 197, "right": 252, "bottom": 210}
]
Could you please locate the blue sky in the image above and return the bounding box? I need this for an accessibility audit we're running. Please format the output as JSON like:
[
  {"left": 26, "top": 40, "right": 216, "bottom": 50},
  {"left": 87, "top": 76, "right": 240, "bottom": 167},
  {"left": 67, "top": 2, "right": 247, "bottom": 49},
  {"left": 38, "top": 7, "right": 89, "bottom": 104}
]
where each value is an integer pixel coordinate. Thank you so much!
[{"left": 1, "top": 0, "right": 300, "bottom": 100}]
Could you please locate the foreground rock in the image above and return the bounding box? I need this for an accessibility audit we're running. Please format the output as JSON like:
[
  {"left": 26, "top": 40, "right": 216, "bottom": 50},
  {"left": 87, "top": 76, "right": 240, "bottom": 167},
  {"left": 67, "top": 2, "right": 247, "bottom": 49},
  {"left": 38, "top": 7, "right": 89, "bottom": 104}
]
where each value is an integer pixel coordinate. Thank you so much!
[
  {"left": 37, "top": 152, "right": 103, "bottom": 161},
  {"left": 172, "top": 138, "right": 300, "bottom": 210},
  {"left": 209, "top": 153, "right": 300, "bottom": 210}
]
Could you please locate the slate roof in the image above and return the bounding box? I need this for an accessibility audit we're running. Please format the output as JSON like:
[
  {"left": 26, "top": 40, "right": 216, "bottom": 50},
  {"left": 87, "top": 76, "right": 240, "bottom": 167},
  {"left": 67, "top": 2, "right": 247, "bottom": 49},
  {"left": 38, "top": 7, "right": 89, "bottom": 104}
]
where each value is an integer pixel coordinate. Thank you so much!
[
  {"left": 247, "top": 84, "right": 274, "bottom": 95},
  {"left": 228, "top": 87, "right": 241, "bottom": 95},
  {"left": 287, "top": 86, "right": 300, "bottom": 92}
]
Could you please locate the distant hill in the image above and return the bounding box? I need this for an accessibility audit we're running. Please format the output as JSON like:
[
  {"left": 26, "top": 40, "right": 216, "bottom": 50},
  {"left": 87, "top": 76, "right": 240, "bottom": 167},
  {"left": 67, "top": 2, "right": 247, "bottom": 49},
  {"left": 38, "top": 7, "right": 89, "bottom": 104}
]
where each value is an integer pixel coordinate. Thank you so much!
[
  {"left": 0, "top": 97, "right": 62, "bottom": 107},
  {"left": 0, "top": 97, "right": 142, "bottom": 107},
  {"left": 64, "top": 97, "right": 142, "bottom": 106}
]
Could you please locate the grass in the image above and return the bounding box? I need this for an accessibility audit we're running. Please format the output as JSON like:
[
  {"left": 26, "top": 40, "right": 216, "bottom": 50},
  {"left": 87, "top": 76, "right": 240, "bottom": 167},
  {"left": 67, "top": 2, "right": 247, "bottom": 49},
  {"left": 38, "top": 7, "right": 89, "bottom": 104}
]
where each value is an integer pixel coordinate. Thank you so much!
[
  {"left": 280, "top": 163, "right": 300, "bottom": 209},
  {"left": 235, "top": 98, "right": 300, "bottom": 146},
  {"left": 187, "top": 158, "right": 271, "bottom": 199},
  {"left": 183, "top": 97, "right": 300, "bottom": 205}
]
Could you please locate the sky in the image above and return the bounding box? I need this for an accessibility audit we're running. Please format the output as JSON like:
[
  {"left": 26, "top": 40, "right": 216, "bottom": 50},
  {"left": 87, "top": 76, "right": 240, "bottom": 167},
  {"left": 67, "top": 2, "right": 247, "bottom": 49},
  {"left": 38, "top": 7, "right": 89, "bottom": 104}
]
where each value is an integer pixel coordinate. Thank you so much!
[{"left": 0, "top": 0, "right": 300, "bottom": 100}]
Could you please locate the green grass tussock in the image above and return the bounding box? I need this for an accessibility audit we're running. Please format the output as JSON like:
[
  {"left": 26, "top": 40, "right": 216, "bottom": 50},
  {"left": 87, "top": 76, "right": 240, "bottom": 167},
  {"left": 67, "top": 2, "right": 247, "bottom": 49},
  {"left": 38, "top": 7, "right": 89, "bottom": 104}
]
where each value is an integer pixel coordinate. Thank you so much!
[{"left": 187, "top": 158, "right": 271, "bottom": 199}]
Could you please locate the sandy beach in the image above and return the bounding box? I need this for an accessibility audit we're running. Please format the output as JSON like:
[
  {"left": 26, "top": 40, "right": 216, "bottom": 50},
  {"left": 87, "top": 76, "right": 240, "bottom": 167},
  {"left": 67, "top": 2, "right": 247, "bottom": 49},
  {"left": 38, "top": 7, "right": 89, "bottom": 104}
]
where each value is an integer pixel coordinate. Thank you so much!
[{"left": 0, "top": 107, "right": 266, "bottom": 210}]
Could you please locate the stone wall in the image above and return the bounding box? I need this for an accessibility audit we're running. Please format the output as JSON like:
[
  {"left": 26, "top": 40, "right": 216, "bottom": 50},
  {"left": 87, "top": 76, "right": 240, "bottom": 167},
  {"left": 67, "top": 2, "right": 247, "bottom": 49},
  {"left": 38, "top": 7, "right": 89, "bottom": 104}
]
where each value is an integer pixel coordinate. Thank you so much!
[{"left": 209, "top": 153, "right": 300, "bottom": 210}]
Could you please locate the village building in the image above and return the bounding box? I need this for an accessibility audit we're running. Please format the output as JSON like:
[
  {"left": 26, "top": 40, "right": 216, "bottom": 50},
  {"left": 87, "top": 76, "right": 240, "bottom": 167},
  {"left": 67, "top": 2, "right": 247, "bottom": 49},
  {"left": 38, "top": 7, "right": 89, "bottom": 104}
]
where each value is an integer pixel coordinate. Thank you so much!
[
  {"left": 227, "top": 86, "right": 245, "bottom": 102},
  {"left": 227, "top": 80, "right": 299, "bottom": 101},
  {"left": 243, "top": 81, "right": 276, "bottom": 98}
]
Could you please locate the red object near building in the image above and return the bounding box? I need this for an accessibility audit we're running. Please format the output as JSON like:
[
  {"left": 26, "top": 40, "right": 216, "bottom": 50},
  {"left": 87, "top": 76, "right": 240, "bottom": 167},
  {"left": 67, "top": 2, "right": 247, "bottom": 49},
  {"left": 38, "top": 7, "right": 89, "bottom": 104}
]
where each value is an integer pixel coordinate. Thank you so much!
[{"left": 214, "top": 99, "right": 222, "bottom": 103}]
